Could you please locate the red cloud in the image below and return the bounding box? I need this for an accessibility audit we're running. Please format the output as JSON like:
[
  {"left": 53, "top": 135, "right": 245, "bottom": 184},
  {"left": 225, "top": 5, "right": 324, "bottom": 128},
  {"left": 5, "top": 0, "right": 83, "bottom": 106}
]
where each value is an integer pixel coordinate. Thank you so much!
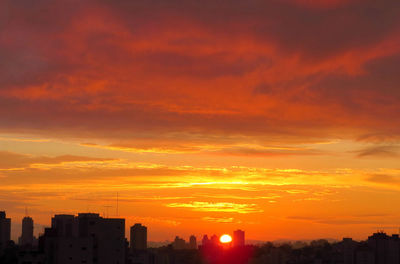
[{"left": 0, "top": 0, "right": 400, "bottom": 144}]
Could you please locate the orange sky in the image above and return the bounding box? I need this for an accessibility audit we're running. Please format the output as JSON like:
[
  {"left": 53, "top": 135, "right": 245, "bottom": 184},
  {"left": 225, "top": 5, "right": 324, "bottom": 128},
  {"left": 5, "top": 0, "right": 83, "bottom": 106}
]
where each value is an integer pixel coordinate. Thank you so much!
[{"left": 1, "top": 0, "right": 400, "bottom": 243}]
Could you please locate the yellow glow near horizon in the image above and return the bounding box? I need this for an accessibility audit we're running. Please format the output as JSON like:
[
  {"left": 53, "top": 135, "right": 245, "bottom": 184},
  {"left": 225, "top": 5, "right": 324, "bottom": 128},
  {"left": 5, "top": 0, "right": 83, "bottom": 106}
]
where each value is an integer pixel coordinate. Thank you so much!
[
  {"left": 220, "top": 234, "right": 232, "bottom": 243},
  {"left": 2, "top": 134, "right": 400, "bottom": 242}
]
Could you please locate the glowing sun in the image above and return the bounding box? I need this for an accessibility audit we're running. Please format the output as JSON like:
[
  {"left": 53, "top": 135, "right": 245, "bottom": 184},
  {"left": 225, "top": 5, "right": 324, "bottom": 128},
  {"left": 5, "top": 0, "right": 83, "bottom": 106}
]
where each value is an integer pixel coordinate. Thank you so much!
[{"left": 220, "top": 234, "right": 232, "bottom": 243}]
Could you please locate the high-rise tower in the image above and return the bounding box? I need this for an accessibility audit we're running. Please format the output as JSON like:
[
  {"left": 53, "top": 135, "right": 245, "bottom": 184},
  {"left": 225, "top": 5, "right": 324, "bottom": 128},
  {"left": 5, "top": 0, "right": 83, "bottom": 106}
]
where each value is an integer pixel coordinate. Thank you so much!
[
  {"left": 19, "top": 216, "right": 34, "bottom": 247},
  {"left": 233, "top": 229, "right": 245, "bottom": 247},
  {"left": 189, "top": 235, "right": 197, "bottom": 249},
  {"left": 130, "top": 223, "right": 147, "bottom": 251},
  {"left": 0, "top": 211, "right": 11, "bottom": 255}
]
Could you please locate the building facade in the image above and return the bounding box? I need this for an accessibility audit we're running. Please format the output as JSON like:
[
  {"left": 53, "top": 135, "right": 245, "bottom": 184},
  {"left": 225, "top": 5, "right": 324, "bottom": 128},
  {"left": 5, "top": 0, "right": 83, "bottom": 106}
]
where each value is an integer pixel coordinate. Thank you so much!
[
  {"left": 41, "top": 213, "right": 125, "bottom": 264},
  {"left": 0, "top": 211, "right": 11, "bottom": 256},
  {"left": 19, "top": 216, "right": 34, "bottom": 247},
  {"left": 189, "top": 235, "right": 197, "bottom": 249},
  {"left": 130, "top": 223, "right": 147, "bottom": 251},
  {"left": 233, "top": 229, "right": 245, "bottom": 247}
]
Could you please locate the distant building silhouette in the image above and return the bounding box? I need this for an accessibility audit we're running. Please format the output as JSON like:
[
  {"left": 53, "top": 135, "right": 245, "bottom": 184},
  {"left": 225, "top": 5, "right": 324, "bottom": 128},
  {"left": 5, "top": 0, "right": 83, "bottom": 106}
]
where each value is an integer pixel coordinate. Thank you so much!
[
  {"left": 0, "top": 211, "right": 11, "bottom": 256},
  {"left": 202, "top": 235, "right": 209, "bottom": 246},
  {"left": 342, "top": 237, "right": 357, "bottom": 264},
  {"left": 51, "top": 214, "right": 75, "bottom": 237},
  {"left": 367, "top": 232, "right": 400, "bottom": 264},
  {"left": 130, "top": 223, "right": 147, "bottom": 251},
  {"left": 17, "top": 250, "right": 46, "bottom": 264},
  {"left": 355, "top": 242, "right": 374, "bottom": 264},
  {"left": 19, "top": 216, "right": 34, "bottom": 247},
  {"left": 210, "top": 234, "right": 219, "bottom": 245},
  {"left": 189, "top": 235, "right": 197, "bottom": 249},
  {"left": 172, "top": 236, "right": 186, "bottom": 250},
  {"left": 41, "top": 213, "right": 125, "bottom": 264},
  {"left": 233, "top": 229, "right": 245, "bottom": 247}
]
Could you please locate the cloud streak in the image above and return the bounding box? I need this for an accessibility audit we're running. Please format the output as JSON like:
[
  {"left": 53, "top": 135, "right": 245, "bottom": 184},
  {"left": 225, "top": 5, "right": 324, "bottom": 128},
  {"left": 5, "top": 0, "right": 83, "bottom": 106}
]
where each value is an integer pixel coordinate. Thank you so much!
[
  {"left": 354, "top": 145, "right": 400, "bottom": 158},
  {"left": 0, "top": 151, "right": 117, "bottom": 170},
  {"left": 165, "top": 202, "right": 263, "bottom": 214}
]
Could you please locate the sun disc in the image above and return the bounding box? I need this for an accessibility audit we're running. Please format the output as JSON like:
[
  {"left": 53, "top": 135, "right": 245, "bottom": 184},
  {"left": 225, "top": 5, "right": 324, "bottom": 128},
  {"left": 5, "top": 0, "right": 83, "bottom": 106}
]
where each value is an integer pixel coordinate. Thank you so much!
[{"left": 220, "top": 234, "right": 232, "bottom": 243}]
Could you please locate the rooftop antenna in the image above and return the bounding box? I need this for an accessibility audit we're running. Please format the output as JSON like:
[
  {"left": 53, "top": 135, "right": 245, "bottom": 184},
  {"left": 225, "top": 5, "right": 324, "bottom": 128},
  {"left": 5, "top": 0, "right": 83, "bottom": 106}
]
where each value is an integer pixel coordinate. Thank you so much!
[
  {"left": 103, "top": 205, "right": 112, "bottom": 218},
  {"left": 116, "top": 192, "right": 119, "bottom": 217}
]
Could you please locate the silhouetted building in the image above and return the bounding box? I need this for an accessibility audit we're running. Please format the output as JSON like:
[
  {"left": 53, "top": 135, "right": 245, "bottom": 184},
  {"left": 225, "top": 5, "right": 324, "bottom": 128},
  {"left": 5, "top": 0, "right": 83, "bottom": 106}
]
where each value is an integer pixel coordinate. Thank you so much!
[
  {"left": 202, "top": 235, "right": 209, "bottom": 246},
  {"left": 17, "top": 251, "right": 45, "bottom": 264},
  {"left": 233, "top": 230, "right": 245, "bottom": 247},
  {"left": 172, "top": 236, "right": 186, "bottom": 250},
  {"left": 42, "top": 227, "right": 93, "bottom": 264},
  {"left": 355, "top": 243, "right": 374, "bottom": 264},
  {"left": 19, "top": 216, "right": 34, "bottom": 247},
  {"left": 367, "top": 232, "right": 400, "bottom": 264},
  {"left": 152, "top": 246, "right": 201, "bottom": 264},
  {"left": 131, "top": 223, "right": 147, "bottom": 251},
  {"left": 189, "top": 235, "right": 197, "bottom": 249},
  {"left": 210, "top": 235, "right": 219, "bottom": 245},
  {"left": 51, "top": 214, "right": 75, "bottom": 237},
  {"left": 0, "top": 211, "right": 11, "bottom": 256},
  {"left": 41, "top": 213, "right": 125, "bottom": 264},
  {"left": 128, "top": 250, "right": 155, "bottom": 264},
  {"left": 342, "top": 237, "right": 357, "bottom": 264}
]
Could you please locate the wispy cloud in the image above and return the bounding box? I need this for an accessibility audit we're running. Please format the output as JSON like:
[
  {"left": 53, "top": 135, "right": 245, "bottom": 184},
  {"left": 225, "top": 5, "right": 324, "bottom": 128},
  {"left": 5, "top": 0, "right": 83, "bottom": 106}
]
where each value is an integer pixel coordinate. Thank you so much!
[
  {"left": 287, "top": 214, "right": 399, "bottom": 226},
  {"left": 165, "top": 202, "right": 263, "bottom": 214},
  {"left": 125, "top": 216, "right": 181, "bottom": 227},
  {"left": 0, "top": 137, "right": 50, "bottom": 143},
  {"left": 354, "top": 145, "right": 399, "bottom": 158},
  {"left": 202, "top": 217, "right": 236, "bottom": 223},
  {"left": 0, "top": 151, "right": 119, "bottom": 170},
  {"left": 365, "top": 174, "right": 400, "bottom": 184}
]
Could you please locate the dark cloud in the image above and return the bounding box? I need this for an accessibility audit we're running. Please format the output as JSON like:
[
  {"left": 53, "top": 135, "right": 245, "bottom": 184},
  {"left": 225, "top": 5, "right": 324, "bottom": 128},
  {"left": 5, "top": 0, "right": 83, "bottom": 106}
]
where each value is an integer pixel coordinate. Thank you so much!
[
  {"left": 366, "top": 174, "right": 399, "bottom": 184},
  {"left": 0, "top": 151, "right": 116, "bottom": 170},
  {"left": 97, "top": 0, "right": 400, "bottom": 58},
  {"left": 356, "top": 133, "right": 400, "bottom": 143},
  {"left": 253, "top": 83, "right": 272, "bottom": 95},
  {"left": 0, "top": 0, "right": 399, "bottom": 144},
  {"left": 354, "top": 145, "right": 399, "bottom": 158},
  {"left": 288, "top": 213, "right": 395, "bottom": 225},
  {"left": 209, "top": 146, "right": 322, "bottom": 157},
  {"left": 309, "top": 55, "right": 400, "bottom": 103}
]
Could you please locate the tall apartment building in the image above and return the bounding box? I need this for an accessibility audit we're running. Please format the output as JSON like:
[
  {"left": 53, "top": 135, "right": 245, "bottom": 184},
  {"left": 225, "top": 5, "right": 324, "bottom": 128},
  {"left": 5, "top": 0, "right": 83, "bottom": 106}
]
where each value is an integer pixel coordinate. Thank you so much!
[
  {"left": 0, "top": 211, "right": 11, "bottom": 256},
  {"left": 189, "top": 235, "right": 197, "bottom": 249},
  {"left": 233, "top": 229, "right": 245, "bottom": 247},
  {"left": 41, "top": 213, "right": 125, "bottom": 264},
  {"left": 130, "top": 223, "right": 147, "bottom": 251},
  {"left": 19, "top": 216, "right": 34, "bottom": 247}
]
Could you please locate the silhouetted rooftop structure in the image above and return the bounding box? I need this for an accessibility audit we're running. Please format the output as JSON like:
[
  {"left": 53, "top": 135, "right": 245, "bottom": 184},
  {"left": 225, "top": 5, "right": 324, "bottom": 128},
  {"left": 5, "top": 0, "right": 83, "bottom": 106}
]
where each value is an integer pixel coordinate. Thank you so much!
[
  {"left": 42, "top": 212, "right": 125, "bottom": 264},
  {"left": 19, "top": 216, "right": 34, "bottom": 248},
  {"left": 131, "top": 223, "right": 147, "bottom": 251},
  {"left": 189, "top": 235, "right": 197, "bottom": 249},
  {"left": 0, "top": 211, "right": 11, "bottom": 256},
  {"left": 233, "top": 229, "right": 245, "bottom": 247}
]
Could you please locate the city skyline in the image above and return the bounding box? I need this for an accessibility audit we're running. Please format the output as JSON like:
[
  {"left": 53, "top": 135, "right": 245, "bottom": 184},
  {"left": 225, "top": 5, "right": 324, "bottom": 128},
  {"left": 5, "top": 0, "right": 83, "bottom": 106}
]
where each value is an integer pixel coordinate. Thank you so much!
[
  {"left": 3, "top": 209, "right": 400, "bottom": 245},
  {"left": 1, "top": 0, "right": 400, "bottom": 244},
  {"left": 3, "top": 208, "right": 400, "bottom": 264},
  {"left": 1, "top": 210, "right": 248, "bottom": 248}
]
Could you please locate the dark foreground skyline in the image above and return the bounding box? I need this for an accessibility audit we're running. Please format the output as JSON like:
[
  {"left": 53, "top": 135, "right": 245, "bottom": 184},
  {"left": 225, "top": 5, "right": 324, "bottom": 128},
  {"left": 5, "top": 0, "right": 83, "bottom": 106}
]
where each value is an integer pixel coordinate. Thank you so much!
[{"left": 2, "top": 210, "right": 400, "bottom": 264}]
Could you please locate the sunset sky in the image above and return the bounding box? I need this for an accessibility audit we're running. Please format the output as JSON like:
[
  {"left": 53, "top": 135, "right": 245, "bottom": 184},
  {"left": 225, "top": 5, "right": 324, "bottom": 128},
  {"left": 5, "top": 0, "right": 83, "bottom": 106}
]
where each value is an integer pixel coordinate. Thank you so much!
[{"left": 1, "top": 0, "right": 400, "bottom": 242}]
